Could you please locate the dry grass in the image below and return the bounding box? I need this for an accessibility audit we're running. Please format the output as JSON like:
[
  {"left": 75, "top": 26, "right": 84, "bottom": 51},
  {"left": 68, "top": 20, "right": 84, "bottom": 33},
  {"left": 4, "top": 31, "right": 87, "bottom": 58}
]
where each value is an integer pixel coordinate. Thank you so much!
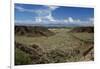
[{"left": 15, "top": 28, "right": 94, "bottom": 65}]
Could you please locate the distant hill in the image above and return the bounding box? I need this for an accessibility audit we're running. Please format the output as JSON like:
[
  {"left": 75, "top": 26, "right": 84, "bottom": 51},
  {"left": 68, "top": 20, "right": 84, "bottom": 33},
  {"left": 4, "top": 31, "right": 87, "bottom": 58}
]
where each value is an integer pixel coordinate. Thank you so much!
[
  {"left": 15, "top": 22, "right": 94, "bottom": 28},
  {"left": 15, "top": 26, "right": 55, "bottom": 37},
  {"left": 70, "top": 27, "right": 94, "bottom": 33}
]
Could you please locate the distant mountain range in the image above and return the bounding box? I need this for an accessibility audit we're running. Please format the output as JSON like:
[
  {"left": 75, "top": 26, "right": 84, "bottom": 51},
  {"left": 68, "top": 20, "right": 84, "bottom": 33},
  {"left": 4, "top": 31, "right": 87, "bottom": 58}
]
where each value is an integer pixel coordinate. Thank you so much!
[{"left": 15, "top": 22, "right": 94, "bottom": 28}]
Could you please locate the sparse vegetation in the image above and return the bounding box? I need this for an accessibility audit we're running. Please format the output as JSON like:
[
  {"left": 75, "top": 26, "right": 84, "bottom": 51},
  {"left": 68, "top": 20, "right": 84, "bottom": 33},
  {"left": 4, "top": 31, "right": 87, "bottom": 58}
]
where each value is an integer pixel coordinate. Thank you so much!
[
  {"left": 15, "top": 26, "right": 94, "bottom": 65},
  {"left": 15, "top": 48, "right": 32, "bottom": 65}
]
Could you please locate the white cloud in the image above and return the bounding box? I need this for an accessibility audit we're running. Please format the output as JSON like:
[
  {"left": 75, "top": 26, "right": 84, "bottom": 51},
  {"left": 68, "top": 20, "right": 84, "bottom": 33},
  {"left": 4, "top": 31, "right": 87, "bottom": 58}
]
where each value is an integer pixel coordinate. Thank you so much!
[
  {"left": 64, "top": 17, "right": 81, "bottom": 23},
  {"left": 15, "top": 6, "right": 25, "bottom": 12},
  {"left": 15, "top": 20, "right": 34, "bottom": 24},
  {"left": 63, "top": 17, "right": 94, "bottom": 26},
  {"left": 16, "top": 17, "right": 94, "bottom": 27},
  {"left": 15, "top": 5, "right": 59, "bottom": 23},
  {"left": 64, "top": 20, "right": 68, "bottom": 23},
  {"left": 35, "top": 17, "right": 42, "bottom": 22},
  {"left": 15, "top": 6, "right": 35, "bottom": 13},
  {"left": 34, "top": 5, "right": 59, "bottom": 23},
  {"left": 46, "top": 5, "right": 59, "bottom": 10},
  {"left": 89, "top": 17, "right": 94, "bottom": 23},
  {"left": 45, "top": 12, "right": 56, "bottom": 22},
  {"left": 76, "top": 19, "right": 81, "bottom": 23},
  {"left": 68, "top": 17, "right": 74, "bottom": 22},
  {"left": 15, "top": 5, "right": 94, "bottom": 26}
]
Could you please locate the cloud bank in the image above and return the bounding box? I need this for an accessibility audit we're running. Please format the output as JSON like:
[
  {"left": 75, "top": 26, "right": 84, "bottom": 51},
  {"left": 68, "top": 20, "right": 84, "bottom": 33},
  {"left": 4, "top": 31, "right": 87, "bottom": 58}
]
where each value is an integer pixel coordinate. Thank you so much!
[{"left": 15, "top": 5, "right": 94, "bottom": 26}]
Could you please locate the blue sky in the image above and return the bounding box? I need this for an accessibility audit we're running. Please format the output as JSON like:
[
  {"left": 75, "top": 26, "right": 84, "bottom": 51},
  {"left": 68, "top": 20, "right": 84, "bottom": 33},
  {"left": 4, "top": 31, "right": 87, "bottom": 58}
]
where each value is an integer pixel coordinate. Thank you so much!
[{"left": 15, "top": 3, "right": 94, "bottom": 26}]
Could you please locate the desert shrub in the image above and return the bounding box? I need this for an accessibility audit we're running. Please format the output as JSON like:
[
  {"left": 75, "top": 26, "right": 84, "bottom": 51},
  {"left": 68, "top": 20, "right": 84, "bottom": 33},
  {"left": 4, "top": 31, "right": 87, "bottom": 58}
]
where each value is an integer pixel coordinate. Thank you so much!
[
  {"left": 15, "top": 42, "right": 50, "bottom": 64},
  {"left": 30, "top": 44, "right": 44, "bottom": 56},
  {"left": 15, "top": 48, "right": 32, "bottom": 65},
  {"left": 33, "top": 54, "right": 50, "bottom": 64},
  {"left": 30, "top": 44, "right": 50, "bottom": 64},
  {"left": 46, "top": 48, "right": 81, "bottom": 63},
  {"left": 15, "top": 41, "right": 82, "bottom": 65},
  {"left": 46, "top": 49, "right": 68, "bottom": 63}
]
